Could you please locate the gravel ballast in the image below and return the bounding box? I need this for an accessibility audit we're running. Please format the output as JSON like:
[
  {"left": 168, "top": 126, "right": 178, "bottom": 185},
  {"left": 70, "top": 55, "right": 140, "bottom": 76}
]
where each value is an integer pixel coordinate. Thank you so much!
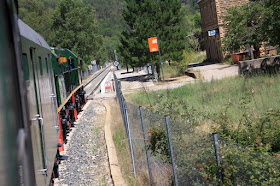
[{"left": 54, "top": 100, "right": 113, "bottom": 186}]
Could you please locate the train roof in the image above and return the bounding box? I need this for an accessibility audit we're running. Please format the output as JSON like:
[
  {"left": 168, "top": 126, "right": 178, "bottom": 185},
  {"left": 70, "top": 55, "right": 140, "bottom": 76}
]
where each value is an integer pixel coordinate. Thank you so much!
[
  {"left": 65, "top": 49, "right": 78, "bottom": 58},
  {"left": 50, "top": 47, "right": 65, "bottom": 51},
  {"left": 18, "top": 19, "right": 50, "bottom": 50}
]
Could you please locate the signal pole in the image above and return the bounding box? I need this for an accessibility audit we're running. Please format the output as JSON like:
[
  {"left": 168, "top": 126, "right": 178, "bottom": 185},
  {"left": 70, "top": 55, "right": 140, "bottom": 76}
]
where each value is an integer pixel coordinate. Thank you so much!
[{"left": 157, "top": 38, "right": 165, "bottom": 81}]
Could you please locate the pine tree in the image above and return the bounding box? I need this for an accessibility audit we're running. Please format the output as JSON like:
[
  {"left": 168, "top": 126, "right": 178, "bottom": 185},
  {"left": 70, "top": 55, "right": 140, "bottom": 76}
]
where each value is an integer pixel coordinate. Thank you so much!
[
  {"left": 18, "top": 0, "right": 55, "bottom": 43},
  {"left": 120, "top": 0, "right": 185, "bottom": 76}
]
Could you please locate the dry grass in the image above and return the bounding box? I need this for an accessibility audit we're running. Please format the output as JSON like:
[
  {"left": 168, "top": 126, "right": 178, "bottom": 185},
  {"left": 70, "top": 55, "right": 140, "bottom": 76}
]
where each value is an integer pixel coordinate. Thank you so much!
[
  {"left": 150, "top": 162, "right": 173, "bottom": 185},
  {"left": 110, "top": 100, "right": 144, "bottom": 185},
  {"left": 111, "top": 99, "right": 174, "bottom": 185}
]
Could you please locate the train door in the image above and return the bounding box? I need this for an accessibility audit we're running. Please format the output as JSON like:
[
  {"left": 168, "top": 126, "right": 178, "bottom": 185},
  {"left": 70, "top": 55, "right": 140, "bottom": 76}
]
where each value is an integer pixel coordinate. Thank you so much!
[
  {"left": 43, "top": 53, "right": 60, "bottom": 179},
  {"left": 48, "top": 54, "right": 60, "bottom": 122},
  {"left": 49, "top": 57, "right": 60, "bottom": 133},
  {"left": 29, "top": 47, "right": 48, "bottom": 184}
]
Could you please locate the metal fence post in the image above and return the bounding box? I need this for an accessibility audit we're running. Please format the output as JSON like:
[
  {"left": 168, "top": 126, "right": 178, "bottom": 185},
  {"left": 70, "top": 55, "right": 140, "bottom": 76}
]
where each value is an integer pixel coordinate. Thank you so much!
[
  {"left": 123, "top": 100, "right": 128, "bottom": 135},
  {"left": 139, "top": 106, "right": 154, "bottom": 186},
  {"left": 118, "top": 80, "right": 121, "bottom": 90},
  {"left": 213, "top": 133, "right": 223, "bottom": 185},
  {"left": 113, "top": 72, "right": 136, "bottom": 178},
  {"left": 125, "top": 108, "right": 137, "bottom": 178},
  {"left": 120, "top": 95, "right": 125, "bottom": 122},
  {"left": 165, "top": 115, "right": 178, "bottom": 186}
]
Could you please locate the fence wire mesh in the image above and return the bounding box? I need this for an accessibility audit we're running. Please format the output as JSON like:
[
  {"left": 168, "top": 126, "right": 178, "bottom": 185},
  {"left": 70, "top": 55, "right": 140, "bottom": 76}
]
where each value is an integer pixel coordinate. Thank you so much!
[
  {"left": 127, "top": 103, "right": 173, "bottom": 186},
  {"left": 168, "top": 113, "right": 280, "bottom": 185},
  {"left": 113, "top": 72, "right": 280, "bottom": 185},
  {"left": 167, "top": 118, "right": 216, "bottom": 185}
]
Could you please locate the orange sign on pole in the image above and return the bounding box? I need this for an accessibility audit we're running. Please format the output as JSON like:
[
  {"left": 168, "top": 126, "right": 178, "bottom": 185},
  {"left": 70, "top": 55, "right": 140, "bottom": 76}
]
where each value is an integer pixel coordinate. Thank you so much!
[{"left": 148, "top": 37, "right": 159, "bottom": 52}]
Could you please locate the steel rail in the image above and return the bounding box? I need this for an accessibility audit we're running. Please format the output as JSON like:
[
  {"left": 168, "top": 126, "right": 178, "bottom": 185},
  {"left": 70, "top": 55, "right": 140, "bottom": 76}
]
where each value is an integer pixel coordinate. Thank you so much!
[
  {"left": 83, "top": 65, "right": 111, "bottom": 87},
  {"left": 57, "top": 64, "right": 111, "bottom": 112}
]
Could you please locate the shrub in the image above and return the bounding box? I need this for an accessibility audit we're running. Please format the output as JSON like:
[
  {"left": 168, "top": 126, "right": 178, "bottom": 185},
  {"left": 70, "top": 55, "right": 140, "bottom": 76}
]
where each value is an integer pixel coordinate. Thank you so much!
[{"left": 147, "top": 126, "right": 170, "bottom": 163}]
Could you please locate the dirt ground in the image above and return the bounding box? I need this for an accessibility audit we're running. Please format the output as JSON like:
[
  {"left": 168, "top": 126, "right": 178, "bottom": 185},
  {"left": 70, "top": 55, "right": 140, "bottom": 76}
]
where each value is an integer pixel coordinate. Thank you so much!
[
  {"left": 188, "top": 62, "right": 239, "bottom": 81},
  {"left": 114, "top": 63, "right": 239, "bottom": 93}
]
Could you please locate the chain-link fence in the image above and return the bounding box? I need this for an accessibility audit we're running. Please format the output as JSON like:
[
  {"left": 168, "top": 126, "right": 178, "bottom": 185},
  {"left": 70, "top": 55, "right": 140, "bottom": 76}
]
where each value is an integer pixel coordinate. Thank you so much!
[
  {"left": 113, "top": 72, "right": 280, "bottom": 186},
  {"left": 168, "top": 118, "right": 216, "bottom": 185},
  {"left": 113, "top": 72, "right": 137, "bottom": 178},
  {"left": 127, "top": 103, "right": 173, "bottom": 186},
  {"left": 114, "top": 71, "right": 177, "bottom": 185}
]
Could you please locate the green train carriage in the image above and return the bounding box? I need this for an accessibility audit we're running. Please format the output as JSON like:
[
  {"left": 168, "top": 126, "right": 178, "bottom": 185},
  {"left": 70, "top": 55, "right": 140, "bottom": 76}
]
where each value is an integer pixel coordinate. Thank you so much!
[
  {"left": 51, "top": 47, "right": 82, "bottom": 105},
  {"left": 19, "top": 19, "right": 60, "bottom": 185},
  {"left": 1, "top": 1, "right": 87, "bottom": 184},
  {"left": 51, "top": 48, "right": 86, "bottom": 145},
  {"left": 0, "top": 1, "right": 36, "bottom": 185}
]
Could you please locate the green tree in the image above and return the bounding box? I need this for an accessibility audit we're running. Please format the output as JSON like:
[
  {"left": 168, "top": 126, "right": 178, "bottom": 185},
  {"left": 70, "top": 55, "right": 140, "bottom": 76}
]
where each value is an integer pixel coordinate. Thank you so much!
[
  {"left": 223, "top": 0, "right": 280, "bottom": 53},
  {"left": 223, "top": 2, "right": 265, "bottom": 52},
  {"left": 181, "top": 0, "right": 200, "bottom": 13},
  {"left": 262, "top": 0, "right": 280, "bottom": 46},
  {"left": 181, "top": 5, "right": 202, "bottom": 51},
  {"left": 84, "top": 0, "right": 126, "bottom": 62},
  {"left": 52, "top": 0, "right": 103, "bottom": 65},
  {"left": 18, "top": 0, "right": 55, "bottom": 43},
  {"left": 120, "top": 0, "right": 185, "bottom": 77},
  {"left": 40, "top": 0, "right": 57, "bottom": 9}
]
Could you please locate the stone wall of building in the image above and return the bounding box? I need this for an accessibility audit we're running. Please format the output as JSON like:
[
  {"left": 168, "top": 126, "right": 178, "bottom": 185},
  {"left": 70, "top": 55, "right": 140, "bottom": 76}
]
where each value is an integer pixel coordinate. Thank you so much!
[
  {"left": 215, "top": 0, "right": 249, "bottom": 40},
  {"left": 199, "top": 0, "right": 218, "bottom": 31},
  {"left": 198, "top": 0, "right": 249, "bottom": 62},
  {"left": 259, "top": 42, "right": 278, "bottom": 57},
  {"left": 199, "top": 0, "right": 221, "bottom": 62}
]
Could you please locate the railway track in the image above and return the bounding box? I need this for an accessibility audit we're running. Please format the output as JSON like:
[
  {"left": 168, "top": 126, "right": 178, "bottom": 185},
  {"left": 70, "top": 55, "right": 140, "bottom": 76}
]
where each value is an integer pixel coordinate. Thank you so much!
[
  {"left": 54, "top": 65, "right": 114, "bottom": 186},
  {"left": 84, "top": 65, "right": 112, "bottom": 98}
]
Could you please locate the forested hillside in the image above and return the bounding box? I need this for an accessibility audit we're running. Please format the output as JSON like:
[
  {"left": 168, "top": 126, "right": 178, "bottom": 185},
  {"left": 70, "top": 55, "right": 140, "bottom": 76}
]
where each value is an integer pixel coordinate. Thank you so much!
[
  {"left": 18, "top": 0, "right": 202, "bottom": 69},
  {"left": 84, "top": 0, "right": 126, "bottom": 61},
  {"left": 18, "top": 0, "right": 126, "bottom": 67},
  {"left": 182, "top": 0, "right": 199, "bottom": 12}
]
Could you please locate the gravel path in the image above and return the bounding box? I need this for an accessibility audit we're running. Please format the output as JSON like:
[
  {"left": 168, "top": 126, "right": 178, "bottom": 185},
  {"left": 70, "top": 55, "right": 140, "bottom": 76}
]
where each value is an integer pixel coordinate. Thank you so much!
[
  {"left": 188, "top": 63, "right": 238, "bottom": 81},
  {"left": 54, "top": 100, "right": 113, "bottom": 186},
  {"left": 114, "top": 63, "right": 239, "bottom": 93}
]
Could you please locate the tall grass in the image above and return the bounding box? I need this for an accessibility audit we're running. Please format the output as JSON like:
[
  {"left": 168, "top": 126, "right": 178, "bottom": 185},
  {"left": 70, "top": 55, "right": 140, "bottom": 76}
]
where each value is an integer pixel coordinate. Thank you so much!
[
  {"left": 182, "top": 50, "right": 206, "bottom": 65},
  {"left": 110, "top": 101, "right": 139, "bottom": 185},
  {"left": 126, "top": 74, "right": 280, "bottom": 185},
  {"left": 127, "top": 74, "right": 280, "bottom": 124},
  {"left": 162, "top": 50, "right": 206, "bottom": 79},
  {"left": 162, "top": 64, "right": 184, "bottom": 79}
]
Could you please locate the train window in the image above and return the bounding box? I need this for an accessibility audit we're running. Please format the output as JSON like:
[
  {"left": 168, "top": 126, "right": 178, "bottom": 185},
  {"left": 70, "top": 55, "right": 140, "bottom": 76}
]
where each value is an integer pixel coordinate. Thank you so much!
[
  {"left": 39, "top": 57, "right": 43, "bottom": 76},
  {"left": 22, "top": 53, "right": 30, "bottom": 80},
  {"left": 45, "top": 58, "right": 49, "bottom": 73}
]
